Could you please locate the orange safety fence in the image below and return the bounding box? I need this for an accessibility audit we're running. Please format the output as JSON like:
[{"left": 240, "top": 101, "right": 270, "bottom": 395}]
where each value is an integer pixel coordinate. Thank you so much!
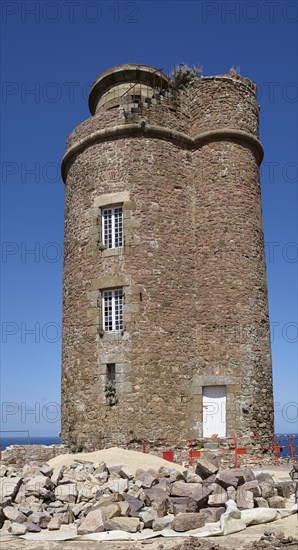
[
  {"left": 274, "top": 434, "right": 298, "bottom": 461},
  {"left": 142, "top": 434, "right": 298, "bottom": 467},
  {"left": 189, "top": 434, "right": 298, "bottom": 466},
  {"left": 142, "top": 439, "right": 189, "bottom": 465},
  {"left": 188, "top": 436, "right": 238, "bottom": 466}
]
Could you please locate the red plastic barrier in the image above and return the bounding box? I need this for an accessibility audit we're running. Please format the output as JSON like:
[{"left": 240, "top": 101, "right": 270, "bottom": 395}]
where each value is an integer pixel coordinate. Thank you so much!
[{"left": 163, "top": 451, "right": 174, "bottom": 462}]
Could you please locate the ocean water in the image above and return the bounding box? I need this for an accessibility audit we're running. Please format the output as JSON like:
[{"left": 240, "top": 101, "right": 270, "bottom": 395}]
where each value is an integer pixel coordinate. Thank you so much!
[
  {"left": 275, "top": 434, "right": 298, "bottom": 458},
  {"left": 0, "top": 435, "right": 297, "bottom": 457},
  {"left": 0, "top": 436, "right": 60, "bottom": 450}
]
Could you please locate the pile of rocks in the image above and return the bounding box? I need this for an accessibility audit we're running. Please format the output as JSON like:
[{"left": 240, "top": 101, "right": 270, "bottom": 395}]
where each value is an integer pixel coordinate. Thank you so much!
[{"left": 0, "top": 458, "right": 295, "bottom": 536}]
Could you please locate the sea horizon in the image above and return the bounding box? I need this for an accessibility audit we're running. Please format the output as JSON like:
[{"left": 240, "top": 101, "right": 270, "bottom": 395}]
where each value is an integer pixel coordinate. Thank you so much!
[{"left": 0, "top": 434, "right": 297, "bottom": 456}]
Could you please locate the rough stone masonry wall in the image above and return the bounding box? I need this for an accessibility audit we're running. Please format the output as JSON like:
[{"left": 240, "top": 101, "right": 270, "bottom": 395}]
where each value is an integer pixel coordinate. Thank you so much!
[
  {"left": 1, "top": 445, "right": 69, "bottom": 466},
  {"left": 192, "top": 141, "right": 273, "bottom": 436},
  {"left": 61, "top": 73, "right": 273, "bottom": 450},
  {"left": 62, "top": 136, "right": 197, "bottom": 448}
]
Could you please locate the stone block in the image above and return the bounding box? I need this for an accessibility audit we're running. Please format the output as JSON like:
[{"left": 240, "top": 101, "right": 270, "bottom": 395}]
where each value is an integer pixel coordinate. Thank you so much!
[
  {"left": 25, "top": 474, "right": 54, "bottom": 498},
  {"left": 28, "top": 511, "right": 51, "bottom": 529},
  {"left": 144, "top": 487, "right": 169, "bottom": 506},
  {"left": 11, "top": 522, "right": 27, "bottom": 535},
  {"left": 267, "top": 496, "right": 286, "bottom": 509},
  {"left": 242, "top": 480, "right": 261, "bottom": 498},
  {"left": 216, "top": 471, "right": 238, "bottom": 489},
  {"left": 108, "top": 478, "right": 128, "bottom": 494},
  {"left": 139, "top": 507, "right": 158, "bottom": 528},
  {"left": 124, "top": 494, "right": 144, "bottom": 516},
  {"left": 274, "top": 481, "right": 296, "bottom": 499},
  {"left": 0, "top": 477, "right": 22, "bottom": 506},
  {"left": 51, "top": 468, "right": 63, "bottom": 485},
  {"left": 172, "top": 512, "right": 205, "bottom": 532},
  {"left": 169, "top": 470, "right": 184, "bottom": 483},
  {"left": 101, "top": 504, "right": 121, "bottom": 521},
  {"left": 260, "top": 482, "right": 275, "bottom": 499},
  {"left": 208, "top": 485, "right": 227, "bottom": 507},
  {"left": 134, "top": 469, "right": 155, "bottom": 488},
  {"left": 184, "top": 471, "right": 203, "bottom": 483},
  {"left": 104, "top": 516, "right": 140, "bottom": 532},
  {"left": 236, "top": 488, "right": 254, "bottom": 510},
  {"left": 201, "top": 473, "right": 217, "bottom": 486},
  {"left": 254, "top": 497, "right": 269, "bottom": 508},
  {"left": 39, "top": 463, "right": 53, "bottom": 478},
  {"left": 228, "top": 469, "right": 245, "bottom": 486},
  {"left": 119, "top": 466, "right": 134, "bottom": 480},
  {"left": 118, "top": 501, "right": 130, "bottom": 516},
  {"left": 0, "top": 466, "right": 8, "bottom": 477},
  {"left": 195, "top": 459, "right": 218, "bottom": 480},
  {"left": 200, "top": 506, "right": 225, "bottom": 522},
  {"left": 170, "top": 482, "right": 212, "bottom": 509},
  {"left": 93, "top": 464, "right": 107, "bottom": 477},
  {"left": 3, "top": 506, "right": 26, "bottom": 523},
  {"left": 55, "top": 482, "right": 78, "bottom": 503},
  {"left": 24, "top": 520, "right": 41, "bottom": 532},
  {"left": 154, "top": 478, "right": 171, "bottom": 493},
  {"left": 48, "top": 516, "right": 61, "bottom": 530},
  {"left": 227, "top": 486, "right": 236, "bottom": 501},
  {"left": 256, "top": 473, "right": 274, "bottom": 484},
  {"left": 152, "top": 514, "right": 174, "bottom": 531},
  {"left": 169, "top": 496, "right": 197, "bottom": 514},
  {"left": 54, "top": 511, "right": 74, "bottom": 524},
  {"left": 77, "top": 509, "right": 105, "bottom": 535}
]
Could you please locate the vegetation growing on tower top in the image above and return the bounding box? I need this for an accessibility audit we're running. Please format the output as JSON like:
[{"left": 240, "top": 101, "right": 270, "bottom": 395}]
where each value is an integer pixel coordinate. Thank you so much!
[
  {"left": 171, "top": 64, "right": 202, "bottom": 90},
  {"left": 227, "top": 66, "right": 257, "bottom": 92}
]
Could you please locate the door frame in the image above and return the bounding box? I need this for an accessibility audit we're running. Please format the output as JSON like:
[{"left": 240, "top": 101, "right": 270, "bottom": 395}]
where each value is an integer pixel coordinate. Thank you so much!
[
  {"left": 191, "top": 375, "right": 241, "bottom": 438},
  {"left": 202, "top": 385, "right": 227, "bottom": 438}
]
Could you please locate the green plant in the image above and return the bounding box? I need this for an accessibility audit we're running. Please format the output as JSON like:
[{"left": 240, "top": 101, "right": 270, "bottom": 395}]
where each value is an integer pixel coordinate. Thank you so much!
[
  {"left": 105, "top": 379, "right": 117, "bottom": 405},
  {"left": 190, "top": 439, "right": 204, "bottom": 449},
  {"left": 171, "top": 64, "right": 202, "bottom": 90},
  {"left": 70, "top": 443, "right": 84, "bottom": 453}
]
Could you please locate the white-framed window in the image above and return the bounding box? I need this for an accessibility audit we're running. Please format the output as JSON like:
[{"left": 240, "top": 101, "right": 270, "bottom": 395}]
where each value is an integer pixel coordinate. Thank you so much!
[
  {"left": 102, "top": 206, "right": 123, "bottom": 249},
  {"left": 102, "top": 289, "right": 123, "bottom": 332}
]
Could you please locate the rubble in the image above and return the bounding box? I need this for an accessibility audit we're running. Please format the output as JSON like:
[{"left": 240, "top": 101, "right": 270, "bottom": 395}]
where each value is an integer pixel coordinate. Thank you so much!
[
  {"left": 0, "top": 455, "right": 295, "bottom": 537},
  {"left": 104, "top": 516, "right": 141, "bottom": 532},
  {"left": 172, "top": 512, "right": 206, "bottom": 531}
]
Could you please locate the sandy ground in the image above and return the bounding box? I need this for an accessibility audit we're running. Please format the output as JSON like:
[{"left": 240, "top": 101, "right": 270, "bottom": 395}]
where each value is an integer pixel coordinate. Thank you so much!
[
  {"left": 48, "top": 448, "right": 296, "bottom": 479},
  {"left": 48, "top": 447, "right": 186, "bottom": 473}
]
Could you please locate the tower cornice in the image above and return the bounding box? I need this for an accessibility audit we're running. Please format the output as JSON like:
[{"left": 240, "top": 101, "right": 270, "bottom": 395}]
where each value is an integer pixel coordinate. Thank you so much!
[{"left": 61, "top": 123, "right": 264, "bottom": 182}]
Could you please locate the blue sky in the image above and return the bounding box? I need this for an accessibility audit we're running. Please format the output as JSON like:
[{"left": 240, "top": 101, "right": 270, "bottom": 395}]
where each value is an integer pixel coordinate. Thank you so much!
[{"left": 1, "top": 1, "right": 297, "bottom": 438}]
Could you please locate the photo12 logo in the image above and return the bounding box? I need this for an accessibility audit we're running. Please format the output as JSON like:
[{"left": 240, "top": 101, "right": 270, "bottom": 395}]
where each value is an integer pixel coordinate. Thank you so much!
[
  {"left": 1, "top": 242, "right": 63, "bottom": 264},
  {"left": 261, "top": 161, "right": 298, "bottom": 184},
  {"left": 1, "top": 81, "right": 92, "bottom": 105},
  {"left": 1, "top": 1, "right": 140, "bottom": 24},
  {"left": 1, "top": 161, "right": 60, "bottom": 182},
  {"left": 1, "top": 401, "right": 61, "bottom": 424},
  {"left": 201, "top": 2, "right": 298, "bottom": 24},
  {"left": 1, "top": 322, "right": 61, "bottom": 343}
]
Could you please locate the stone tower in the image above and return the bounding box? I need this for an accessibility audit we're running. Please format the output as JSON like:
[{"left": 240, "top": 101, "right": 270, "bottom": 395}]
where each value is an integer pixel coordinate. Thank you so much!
[{"left": 61, "top": 64, "right": 274, "bottom": 449}]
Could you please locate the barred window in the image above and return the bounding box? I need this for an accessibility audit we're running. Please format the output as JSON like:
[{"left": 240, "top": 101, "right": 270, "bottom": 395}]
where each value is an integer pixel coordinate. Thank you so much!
[
  {"left": 102, "top": 206, "right": 123, "bottom": 249},
  {"left": 102, "top": 289, "right": 123, "bottom": 332}
]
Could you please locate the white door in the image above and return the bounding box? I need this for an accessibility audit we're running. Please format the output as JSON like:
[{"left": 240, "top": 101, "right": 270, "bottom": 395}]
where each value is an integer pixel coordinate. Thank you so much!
[{"left": 203, "top": 386, "right": 226, "bottom": 437}]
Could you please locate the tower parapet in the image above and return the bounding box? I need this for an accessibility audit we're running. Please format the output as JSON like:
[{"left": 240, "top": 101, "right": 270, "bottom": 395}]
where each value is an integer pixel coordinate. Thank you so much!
[{"left": 88, "top": 63, "right": 169, "bottom": 114}]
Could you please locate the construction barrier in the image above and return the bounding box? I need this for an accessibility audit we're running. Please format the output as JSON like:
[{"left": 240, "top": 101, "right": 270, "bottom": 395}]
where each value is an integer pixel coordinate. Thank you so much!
[
  {"left": 142, "top": 434, "right": 298, "bottom": 467},
  {"left": 274, "top": 434, "right": 298, "bottom": 461}
]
